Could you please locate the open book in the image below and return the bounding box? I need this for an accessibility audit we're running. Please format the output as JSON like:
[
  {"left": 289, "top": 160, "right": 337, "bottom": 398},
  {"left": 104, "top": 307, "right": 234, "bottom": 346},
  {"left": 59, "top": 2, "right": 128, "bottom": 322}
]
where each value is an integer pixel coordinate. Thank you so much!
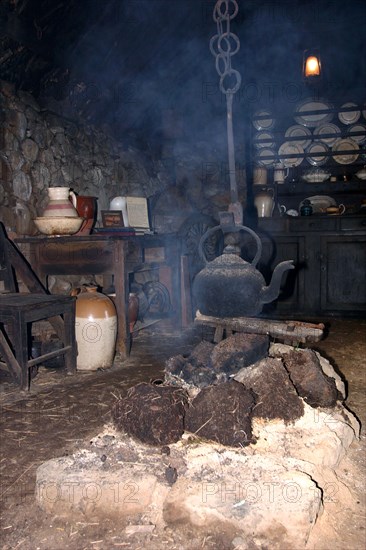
[{"left": 125, "top": 196, "right": 152, "bottom": 233}]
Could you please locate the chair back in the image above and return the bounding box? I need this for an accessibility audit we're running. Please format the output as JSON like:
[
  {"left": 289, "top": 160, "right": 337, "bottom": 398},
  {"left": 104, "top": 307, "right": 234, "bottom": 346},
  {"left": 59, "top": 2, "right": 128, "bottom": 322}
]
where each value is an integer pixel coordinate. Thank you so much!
[
  {"left": 0, "top": 222, "right": 17, "bottom": 292},
  {"left": 0, "top": 222, "right": 48, "bottom": 294}
]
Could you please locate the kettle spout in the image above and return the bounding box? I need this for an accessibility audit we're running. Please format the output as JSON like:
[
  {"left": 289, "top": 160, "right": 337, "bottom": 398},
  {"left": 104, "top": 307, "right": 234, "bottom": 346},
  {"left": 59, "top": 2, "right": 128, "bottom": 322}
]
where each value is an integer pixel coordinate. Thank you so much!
[{"left": 261, "top": 260, "right": 295, "bottom": 304}]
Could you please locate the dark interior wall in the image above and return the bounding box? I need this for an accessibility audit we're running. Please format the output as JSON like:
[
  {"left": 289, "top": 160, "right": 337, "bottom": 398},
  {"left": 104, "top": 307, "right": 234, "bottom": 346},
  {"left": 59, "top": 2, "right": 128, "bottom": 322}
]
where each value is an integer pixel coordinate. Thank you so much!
[
  {"left": 0, "top": 80, "right": 242, "bottom": 237},
  {"left": 1, "top": 0, "right": 365, "bottom": 234},
  {"left": 2, "top": 1, "right": 365, "bottom": 144}
]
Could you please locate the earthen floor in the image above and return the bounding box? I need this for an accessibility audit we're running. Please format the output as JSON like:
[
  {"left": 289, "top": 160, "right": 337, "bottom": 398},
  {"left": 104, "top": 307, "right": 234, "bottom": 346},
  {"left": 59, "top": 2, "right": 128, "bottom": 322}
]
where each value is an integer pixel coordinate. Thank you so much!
[{"left": 0, "top": 318, "right": 365, "bottom": 549}]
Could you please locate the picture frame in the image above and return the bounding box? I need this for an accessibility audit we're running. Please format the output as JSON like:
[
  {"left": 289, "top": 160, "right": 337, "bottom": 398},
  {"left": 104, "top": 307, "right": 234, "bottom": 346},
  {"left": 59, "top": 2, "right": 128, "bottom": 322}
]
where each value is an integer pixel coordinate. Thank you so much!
[{"left": 101, "top": 210, "right": 124, "bottom": 228}]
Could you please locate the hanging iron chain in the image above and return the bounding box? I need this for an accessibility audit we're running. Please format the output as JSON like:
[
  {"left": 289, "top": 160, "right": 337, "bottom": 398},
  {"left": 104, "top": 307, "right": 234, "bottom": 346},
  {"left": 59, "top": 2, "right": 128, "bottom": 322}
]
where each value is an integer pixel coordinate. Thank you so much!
[
  {"left": 209, "top": 0, "right": 243, "bottom": 220},
  {"left": 210, "top": 0, "right": 241, "bottom": 96}
]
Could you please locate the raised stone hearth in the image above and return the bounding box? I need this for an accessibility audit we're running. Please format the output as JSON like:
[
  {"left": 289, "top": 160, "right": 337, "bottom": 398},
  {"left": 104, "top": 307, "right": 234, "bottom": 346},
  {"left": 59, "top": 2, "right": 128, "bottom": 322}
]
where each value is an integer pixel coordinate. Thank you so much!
[{"left": 35, "top": 339, "right": 360, "bottom": 549}]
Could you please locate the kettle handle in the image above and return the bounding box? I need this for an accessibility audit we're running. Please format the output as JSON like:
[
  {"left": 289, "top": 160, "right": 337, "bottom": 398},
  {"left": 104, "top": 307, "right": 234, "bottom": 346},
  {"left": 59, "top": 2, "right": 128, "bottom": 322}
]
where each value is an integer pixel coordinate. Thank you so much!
[{"left": 198, "top": 224, "right": 262, "bottom": 267}]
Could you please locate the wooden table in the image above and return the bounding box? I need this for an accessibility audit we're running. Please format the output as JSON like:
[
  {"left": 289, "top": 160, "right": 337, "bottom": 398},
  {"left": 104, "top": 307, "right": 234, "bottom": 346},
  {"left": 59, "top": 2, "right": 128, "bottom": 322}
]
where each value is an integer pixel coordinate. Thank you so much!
[{"left": 16, "top": 234, "right": 182, "bottom": 359}]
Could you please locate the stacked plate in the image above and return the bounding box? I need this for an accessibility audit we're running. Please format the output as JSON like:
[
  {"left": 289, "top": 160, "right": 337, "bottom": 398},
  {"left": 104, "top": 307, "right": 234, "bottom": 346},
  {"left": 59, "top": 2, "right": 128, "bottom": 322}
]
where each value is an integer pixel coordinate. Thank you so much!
[
  {"left": 278, "top": 142, "right": 304, "bottom": 167},
  {"left": 332, "top": 138, "right": 359, "bottom": 164},
  {"left": 294, "top": 99, "right": 333, "bottom": 127},
  {"left": 253, "top": 131, "right": 275, "bottom": 149},
  {"left": 257, "top": 148, "right": 276, "bottom": 166},
  {"left": 346, "top": 123, "right": 366, "bottom": 144},
  {"left": 313, "top": 122, "right": 341, "bottom": 146},
  {"left": 285, "top": 125, "right": 312, "bottom": 148},
  {"left": 252, "top": 110, "right": 275, "bottom": 131},
  {"left": 338, "top": 102, "right": 361, "bottom": 125},
  {"left": 306, "top": 142, "right": 329, "bottom": 166}
]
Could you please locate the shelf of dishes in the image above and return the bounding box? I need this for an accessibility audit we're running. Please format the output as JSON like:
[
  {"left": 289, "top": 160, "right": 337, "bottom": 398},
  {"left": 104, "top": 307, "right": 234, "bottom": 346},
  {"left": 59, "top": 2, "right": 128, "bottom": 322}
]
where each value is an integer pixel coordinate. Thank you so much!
[
  {"left": 252, "top": 99, "right": 366, "bottom": 169},
  {"left": 253, "top": 164, "right": 366, "bottom": 185}
]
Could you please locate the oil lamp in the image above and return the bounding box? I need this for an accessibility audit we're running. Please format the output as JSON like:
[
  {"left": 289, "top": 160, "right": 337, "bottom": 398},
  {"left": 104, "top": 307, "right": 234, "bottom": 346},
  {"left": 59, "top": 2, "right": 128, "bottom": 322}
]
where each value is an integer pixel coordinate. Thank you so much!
[{"left": 303, "top": 49, "right": 322, "bottom": 79}]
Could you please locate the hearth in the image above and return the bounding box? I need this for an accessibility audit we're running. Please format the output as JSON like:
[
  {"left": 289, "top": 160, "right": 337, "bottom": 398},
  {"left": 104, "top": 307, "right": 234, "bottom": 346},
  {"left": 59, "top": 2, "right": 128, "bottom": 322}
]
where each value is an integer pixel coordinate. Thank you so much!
[{"left": 35, "top": 330, "right": 359, "bottom": 549}]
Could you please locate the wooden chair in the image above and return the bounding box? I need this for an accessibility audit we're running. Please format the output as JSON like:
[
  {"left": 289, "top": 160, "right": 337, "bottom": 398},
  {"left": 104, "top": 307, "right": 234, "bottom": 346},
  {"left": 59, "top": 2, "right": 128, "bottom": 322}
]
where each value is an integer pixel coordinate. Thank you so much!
[{"left": 0, "top": 222, "right": 77, "bottom": 390}]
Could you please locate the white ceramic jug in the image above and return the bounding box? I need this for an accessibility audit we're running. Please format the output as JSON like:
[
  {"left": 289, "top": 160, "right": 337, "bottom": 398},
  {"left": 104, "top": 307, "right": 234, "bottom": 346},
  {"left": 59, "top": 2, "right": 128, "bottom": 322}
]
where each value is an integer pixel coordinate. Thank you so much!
[
  {"left": 43, "top": 187, "right": 78, "bottom": 217},
  {"left": 254, "top": 189, "right": 275, "bottom": 218}
]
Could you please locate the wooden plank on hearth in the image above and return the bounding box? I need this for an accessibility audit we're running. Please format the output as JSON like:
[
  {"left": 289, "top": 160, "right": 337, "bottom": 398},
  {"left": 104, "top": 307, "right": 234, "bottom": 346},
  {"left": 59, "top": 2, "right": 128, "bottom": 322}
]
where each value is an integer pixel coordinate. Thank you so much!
[{"left": 195, "top": 311, "right": 324, "bottom": 344}]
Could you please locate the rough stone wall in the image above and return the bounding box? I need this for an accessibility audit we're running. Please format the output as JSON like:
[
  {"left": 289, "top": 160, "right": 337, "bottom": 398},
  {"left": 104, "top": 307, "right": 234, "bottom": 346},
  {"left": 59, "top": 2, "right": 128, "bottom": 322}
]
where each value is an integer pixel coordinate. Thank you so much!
[{"left": 0, "top": 79, "right": 247, "bottom": 237}]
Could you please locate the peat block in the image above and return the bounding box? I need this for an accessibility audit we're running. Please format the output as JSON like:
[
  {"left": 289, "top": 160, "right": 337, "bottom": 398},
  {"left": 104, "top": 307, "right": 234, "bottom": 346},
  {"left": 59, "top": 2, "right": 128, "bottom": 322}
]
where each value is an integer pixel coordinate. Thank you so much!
[
  {"left": 112, "top": 383, "right": 188, "bottom": 445},
  {"left": 282, "top": 349, "right": 338, "bottom": 408},
  {"left": 185, "top": 380, "right": 255, "bottom": 447},
  {"left": 235, "top": 357, "right": 305, "bottom": 422},
  {"left": 211, "top": 333, "right": 269, "bottom": 374},
  {"left": 165, "top": 341, "right": 217, "bottom": 388}
]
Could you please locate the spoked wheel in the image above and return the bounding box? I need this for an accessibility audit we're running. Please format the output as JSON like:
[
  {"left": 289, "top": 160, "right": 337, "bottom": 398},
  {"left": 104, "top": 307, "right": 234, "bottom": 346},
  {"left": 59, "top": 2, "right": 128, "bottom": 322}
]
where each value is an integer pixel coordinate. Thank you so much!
[
  {"left": 178, "top": 213, "right": 223, "bottom": 278},
  {"left": 143, "top": 281, "right": 171, "bottom": 316}
]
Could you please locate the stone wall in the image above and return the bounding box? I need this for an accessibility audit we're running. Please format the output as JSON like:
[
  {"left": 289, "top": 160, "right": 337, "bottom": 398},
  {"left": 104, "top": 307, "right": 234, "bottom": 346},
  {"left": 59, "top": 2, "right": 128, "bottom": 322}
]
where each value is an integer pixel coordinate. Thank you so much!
[{"left": 0, "top": 79, "right": 247, "bottom": 237}]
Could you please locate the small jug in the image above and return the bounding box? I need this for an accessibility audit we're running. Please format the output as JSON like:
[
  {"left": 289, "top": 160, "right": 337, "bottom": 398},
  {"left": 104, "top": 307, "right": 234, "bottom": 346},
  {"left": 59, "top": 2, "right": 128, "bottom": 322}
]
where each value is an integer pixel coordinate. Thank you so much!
[
  {"left": 73, "top": 195, "right": 98, "bottom": 234},
  {"left": 253, "top": 166, "right": 268, "bottom": 186},
  {"left": 42, "top": 187, "right": 78, "bottom": 217},
  {"left": 274, "top": 163, "right": 289, "bottom": 184}
]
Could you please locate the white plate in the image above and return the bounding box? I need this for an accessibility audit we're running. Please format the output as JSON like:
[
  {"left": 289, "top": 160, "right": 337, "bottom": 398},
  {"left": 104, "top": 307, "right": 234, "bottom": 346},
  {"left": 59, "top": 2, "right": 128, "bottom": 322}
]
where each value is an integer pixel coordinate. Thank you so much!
[
  {"left": 278, "top": 142, "right": 304, "bottom": 167},
  {"left": 346, "top": 123, "right": 366, "bottom": 144},
  {"left": 285, "top": 125, "right": 312, "bottom": 148},
  {"left": 313, "top": 123, "right": 341, "bottom": 146},
  {"left": 332, "top": 138, "right": 359, "bottom": 164},
  {"left": 253, "top": 131, "right": 275, "bottom": 149},
  {"left": 299, "top": 195, "right": 336, "bottom": 214},
  {"left": 257, "top": 147, "right": 276, "bottom": 166},
  {"left": 294, "top": 98, "right": 333, "bottom": 127},
  {"left": 306, "top": 142, "right": 329, "bottom": 166},
  {"left": 338, "top": 102, "right": 361, "bottom": 125},
  {"left": 253, "top": 110, "right": 275, "bottom": 131}
]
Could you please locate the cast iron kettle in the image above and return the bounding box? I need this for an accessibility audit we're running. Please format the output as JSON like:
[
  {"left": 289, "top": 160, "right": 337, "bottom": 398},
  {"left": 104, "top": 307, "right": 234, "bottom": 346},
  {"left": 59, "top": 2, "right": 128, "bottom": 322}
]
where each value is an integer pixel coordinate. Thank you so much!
[{"left": 193, "top": 224, "right": 295, "bottom": 318}]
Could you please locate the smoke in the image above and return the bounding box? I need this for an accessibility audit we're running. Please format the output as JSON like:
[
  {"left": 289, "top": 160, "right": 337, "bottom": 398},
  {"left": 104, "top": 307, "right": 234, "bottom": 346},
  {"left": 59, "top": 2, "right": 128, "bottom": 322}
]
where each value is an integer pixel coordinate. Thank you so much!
[{"left": 49, "top": 0, "right": 365, "bottom": 146}]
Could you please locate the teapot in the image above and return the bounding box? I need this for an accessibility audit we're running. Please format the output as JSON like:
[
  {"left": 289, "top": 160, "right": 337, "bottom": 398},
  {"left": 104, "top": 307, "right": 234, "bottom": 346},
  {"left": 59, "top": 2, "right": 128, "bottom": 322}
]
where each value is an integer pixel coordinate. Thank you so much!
[{"left": 192, "top": 224, "right": 295, "bottom": 317}]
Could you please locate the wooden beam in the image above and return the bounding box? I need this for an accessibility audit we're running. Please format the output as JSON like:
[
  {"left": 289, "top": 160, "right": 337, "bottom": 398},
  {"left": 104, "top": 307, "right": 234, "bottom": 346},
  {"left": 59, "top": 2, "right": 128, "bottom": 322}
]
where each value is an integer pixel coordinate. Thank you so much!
[{"left": 195, "top": 311, "right": 325, "bottom": 344}]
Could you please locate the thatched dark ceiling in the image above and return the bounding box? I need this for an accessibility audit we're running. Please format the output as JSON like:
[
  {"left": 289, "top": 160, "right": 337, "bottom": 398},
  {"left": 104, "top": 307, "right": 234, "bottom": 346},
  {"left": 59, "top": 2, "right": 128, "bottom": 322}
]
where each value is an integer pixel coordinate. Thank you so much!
[{"left": 1, "top": 0, "right": 365, "bottom": 143}]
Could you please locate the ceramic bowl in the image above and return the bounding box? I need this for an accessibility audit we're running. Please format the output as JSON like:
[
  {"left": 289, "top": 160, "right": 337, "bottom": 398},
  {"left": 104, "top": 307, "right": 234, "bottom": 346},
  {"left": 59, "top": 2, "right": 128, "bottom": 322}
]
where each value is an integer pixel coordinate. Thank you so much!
[
  {"left": 301, "top": 169, "right": 331, "bottom": 183},
  {"left": 356, "top": 166, "right": 366, "bottom": 180},
  {"left": 33, "top": 216, "right": 84, "bottom": 236}
]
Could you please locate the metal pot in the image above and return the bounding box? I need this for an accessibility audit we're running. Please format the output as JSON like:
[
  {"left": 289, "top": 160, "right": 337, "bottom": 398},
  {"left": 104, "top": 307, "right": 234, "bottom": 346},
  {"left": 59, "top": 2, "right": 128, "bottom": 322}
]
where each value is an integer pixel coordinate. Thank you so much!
[{"left": 192, "top": 225, "right": 294, "bottom": 318}]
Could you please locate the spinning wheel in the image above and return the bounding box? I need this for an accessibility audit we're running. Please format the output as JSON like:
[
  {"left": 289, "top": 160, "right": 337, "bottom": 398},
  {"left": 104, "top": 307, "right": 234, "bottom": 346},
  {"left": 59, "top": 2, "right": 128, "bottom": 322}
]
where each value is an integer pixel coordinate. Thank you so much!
[
  {"left": 143, "top": 281, "right": 171, "bottom": 315},
  {"left": 178, "top": 213, "right": 223, "bottom": 280}
]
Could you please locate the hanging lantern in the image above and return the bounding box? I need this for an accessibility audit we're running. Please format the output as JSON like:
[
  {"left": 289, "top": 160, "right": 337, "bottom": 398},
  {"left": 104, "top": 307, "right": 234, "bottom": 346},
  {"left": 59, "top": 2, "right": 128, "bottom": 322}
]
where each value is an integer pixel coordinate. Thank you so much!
[{"left": 303, "top": 49, "right": 322, "bottom": 78}]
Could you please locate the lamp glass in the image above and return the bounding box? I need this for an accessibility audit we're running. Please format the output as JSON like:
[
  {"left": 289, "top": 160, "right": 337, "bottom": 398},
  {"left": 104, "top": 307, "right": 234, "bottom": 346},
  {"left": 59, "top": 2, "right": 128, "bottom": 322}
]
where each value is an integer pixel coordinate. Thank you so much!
[{"left": 303, "top": 50, "right": 322, "bottom": 79}]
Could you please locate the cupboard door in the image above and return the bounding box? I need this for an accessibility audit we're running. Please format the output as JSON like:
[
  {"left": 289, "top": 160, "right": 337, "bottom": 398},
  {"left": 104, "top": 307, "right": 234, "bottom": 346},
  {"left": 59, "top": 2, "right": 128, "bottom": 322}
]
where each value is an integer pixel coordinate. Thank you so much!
[
  {"left": 320, "top": 235, "right": 366, "bottom": 312},
  {"left": 241, "top": 234, "right": 306, "bottom": 314}
]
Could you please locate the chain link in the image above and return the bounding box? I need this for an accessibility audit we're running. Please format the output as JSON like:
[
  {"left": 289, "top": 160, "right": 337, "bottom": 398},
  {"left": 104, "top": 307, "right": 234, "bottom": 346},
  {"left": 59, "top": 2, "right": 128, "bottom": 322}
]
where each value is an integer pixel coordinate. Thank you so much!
[
  {"left": 210, "top": 0, "right": 241, "bottom": 95},
  {"left": 210, "top": 0, "right": 242, "bottom": 217}
]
